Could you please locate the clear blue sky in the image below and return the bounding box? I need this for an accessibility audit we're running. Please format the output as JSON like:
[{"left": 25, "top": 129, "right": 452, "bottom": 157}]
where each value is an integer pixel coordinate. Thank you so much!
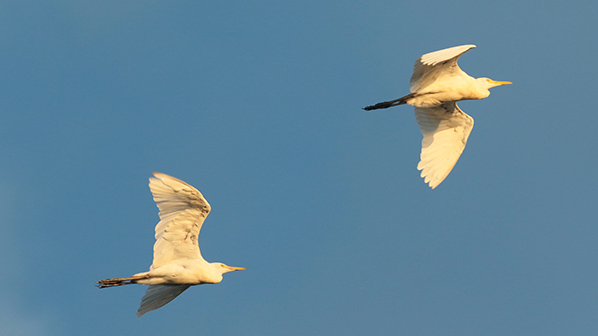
[{"left": 2, "top": 1, "right": 598, "bottom": 335}]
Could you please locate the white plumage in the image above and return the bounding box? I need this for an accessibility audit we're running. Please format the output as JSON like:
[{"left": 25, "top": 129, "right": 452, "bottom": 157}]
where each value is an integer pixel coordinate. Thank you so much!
[
  {"left": 364, "top": 44, "right": 511, "bottom": 189},
  {"left": 98, "top": 173, "right": 245, "bottom": 317},
  {"left": 414, "top": 103, "right": 473, "bottom": 189}
]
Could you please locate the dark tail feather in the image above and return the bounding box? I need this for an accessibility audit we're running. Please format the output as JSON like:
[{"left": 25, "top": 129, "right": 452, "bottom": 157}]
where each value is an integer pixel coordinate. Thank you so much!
[{"left": 363, "top": 93, "right": 415, "bottom": 111}]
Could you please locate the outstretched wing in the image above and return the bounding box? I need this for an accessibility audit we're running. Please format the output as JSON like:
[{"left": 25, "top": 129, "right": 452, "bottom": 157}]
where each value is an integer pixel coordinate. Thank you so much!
[
  {"left": 149, "top": 172, "right": 211, "bottom": 269},
  {"left": 137, "top": 284, "right": 191, "bottom": 317},
  {"left": 414, "top": 103, "right": 474, "bottom": 189},
  {"left": 410, "top": 44, "right": 476, "bottom": 93}
]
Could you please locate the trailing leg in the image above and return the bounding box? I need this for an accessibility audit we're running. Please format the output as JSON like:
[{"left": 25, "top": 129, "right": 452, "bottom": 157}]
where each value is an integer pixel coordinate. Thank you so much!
[
  {"left": 363, "top": 93, "right": 415, "bottom": 111},
  {"left": 97, "top": 274, "right": 149, "bottom": 288}
]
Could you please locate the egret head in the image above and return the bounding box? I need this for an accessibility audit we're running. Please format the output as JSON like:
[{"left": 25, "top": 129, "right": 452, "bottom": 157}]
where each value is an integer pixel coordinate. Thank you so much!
[
  {"left": 472, "top": 78, "right": 512, "bottom": 98},
  {"left": 203, "top": 263, "right": 245, "bottom": 284}
]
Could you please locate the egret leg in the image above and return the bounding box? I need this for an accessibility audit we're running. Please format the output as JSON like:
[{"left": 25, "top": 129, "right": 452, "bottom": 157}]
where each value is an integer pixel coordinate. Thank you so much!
[
  {"left": 97, "top": 274, "right": 149, "bottom": 288},
  {"left": 363, "top": 93, "right": 415, "bottom": 111}
]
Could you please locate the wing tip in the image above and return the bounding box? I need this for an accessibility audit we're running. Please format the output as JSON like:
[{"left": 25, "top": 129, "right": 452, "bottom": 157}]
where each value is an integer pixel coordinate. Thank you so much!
[
  {"left": 418, "top": 169, "right": 443, "bottom": 190},
  {"left": 149, "top": 172, "right": 184, "bottom": 188},
  {"left": 427, "top": 181, "right": 440, "bottom": 189},
  {"left": 151, "top": 172, "right": 168, "bottom": 179},
  {"left": 149, "top": 172, "right": 164, "bottom": 184},
  {"left": 418, "top": 161, "right": 458, "bottom": 190},
  {"left": 419, "top": 44, "right": 477, "bottom": 65},
  {"left": 149, "top": 172, "right": 191, "bottom": 187}
]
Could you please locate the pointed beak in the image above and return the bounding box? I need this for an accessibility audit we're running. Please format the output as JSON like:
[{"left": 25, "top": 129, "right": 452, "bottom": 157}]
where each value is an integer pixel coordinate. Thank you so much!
[
  {"left": 491, "top": 80, "right": 512, "bottom": 86},
  {"left": 227, "top": 266, "right": 246, "bottom": 271}
]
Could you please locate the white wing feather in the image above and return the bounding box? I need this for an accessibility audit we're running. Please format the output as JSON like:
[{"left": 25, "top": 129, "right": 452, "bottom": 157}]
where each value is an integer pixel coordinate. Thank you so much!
[
  {"left": 414, "top": 103, "right": 474, "bottom": 189},
  {"left": 149, "top": 172, "right": 211, "bottom": 269},
  {"left": 410, "top": 45, "right": 476, "bottom": 93},
  {"left": 137, "top": 284, "right": 191, "bottom": 317}
]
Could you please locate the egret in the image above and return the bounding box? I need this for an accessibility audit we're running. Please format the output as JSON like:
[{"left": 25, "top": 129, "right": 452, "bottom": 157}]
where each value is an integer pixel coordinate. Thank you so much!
[
  {"left": 364, "top": 45, "right": 512, "bottom": 189},
  {"left": 98, "top": 172, "right": 245, "bottom": 317}
]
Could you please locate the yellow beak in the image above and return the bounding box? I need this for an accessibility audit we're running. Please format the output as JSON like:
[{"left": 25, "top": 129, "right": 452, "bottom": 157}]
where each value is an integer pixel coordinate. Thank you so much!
[
  {"left": 491, "top": 80, "right": 512, "bottom": 85},
  {"left": 227, "top": 266, "right": 246, "bottom": 271}
]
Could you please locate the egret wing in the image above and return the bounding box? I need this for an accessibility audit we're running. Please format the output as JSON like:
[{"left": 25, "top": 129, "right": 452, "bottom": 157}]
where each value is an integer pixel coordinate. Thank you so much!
[
  {"left": 414, "top": 103, "right": 474, "bottom": 189},
  {"left": 149, "top": 172, "right": 211, "bottom": 269},
  {"left": 137, "top": 284, "right": 191, "bottom": 317},
  {"left": 410, "top": 45, "right": 476, "bottom": 93}
]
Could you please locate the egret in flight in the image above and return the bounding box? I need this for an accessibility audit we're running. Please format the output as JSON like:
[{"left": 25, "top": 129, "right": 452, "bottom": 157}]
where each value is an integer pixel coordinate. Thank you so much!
[
  {"left": 98, "top": 172, "right": 245, "bottom": 317},
  {"left": 364, "top": 45, "right": 511, "bottom": 189}
]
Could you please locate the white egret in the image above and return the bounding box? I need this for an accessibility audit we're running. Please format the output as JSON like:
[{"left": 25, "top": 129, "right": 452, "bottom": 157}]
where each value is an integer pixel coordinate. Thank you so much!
[
  {"left": 98, "top": 172, "right": 245, "bottom": 317},
  {"left": 364, "top": 45, "right": 512, "bottom": 189}
]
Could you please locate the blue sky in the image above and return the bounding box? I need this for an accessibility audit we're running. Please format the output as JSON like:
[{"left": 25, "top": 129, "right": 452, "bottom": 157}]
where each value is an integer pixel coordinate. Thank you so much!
[{"left": 1, "top": 1, "right": 598, "bottom": 335}]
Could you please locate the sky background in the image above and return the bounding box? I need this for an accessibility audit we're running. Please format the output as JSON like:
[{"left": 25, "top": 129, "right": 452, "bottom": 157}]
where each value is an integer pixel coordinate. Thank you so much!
[{"left": 1, "top": 1, "right": 598, "bottom": 335}]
